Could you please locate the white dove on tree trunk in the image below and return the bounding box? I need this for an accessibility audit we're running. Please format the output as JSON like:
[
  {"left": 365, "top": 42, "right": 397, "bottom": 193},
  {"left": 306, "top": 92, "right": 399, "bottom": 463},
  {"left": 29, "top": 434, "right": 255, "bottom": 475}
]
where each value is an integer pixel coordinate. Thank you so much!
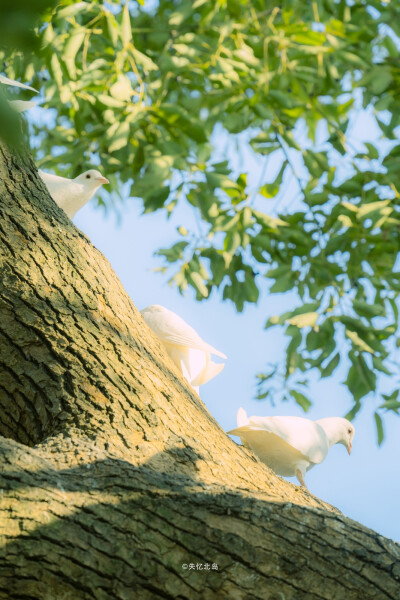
[
  {"left": 141, "top": 304, "right": 227, "bottom": 393},
  {"left": 39, "top": 170, "right": 109, "bottom": 219},
  {"left": 228, "top": 407, "right": 355, "bottom": 489}
]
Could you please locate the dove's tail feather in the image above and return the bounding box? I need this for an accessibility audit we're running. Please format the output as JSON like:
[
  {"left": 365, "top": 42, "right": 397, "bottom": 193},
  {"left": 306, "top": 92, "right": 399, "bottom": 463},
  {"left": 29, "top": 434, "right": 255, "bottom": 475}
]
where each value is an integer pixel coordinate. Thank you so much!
[
  {"left": 227, "top": 425, "right": 256, "bottom": 436},
  {"left": 237, "top": 407, "right": 248, "bottom": 427},
  {"left": 191, "top": 360, "right": 225, "bottom": 387},
  {"left": 201, "top": 342, "right": 227, "bottom": 360},
  {"left": 227, "top": 408, "right": 250, "bottom": 436}
]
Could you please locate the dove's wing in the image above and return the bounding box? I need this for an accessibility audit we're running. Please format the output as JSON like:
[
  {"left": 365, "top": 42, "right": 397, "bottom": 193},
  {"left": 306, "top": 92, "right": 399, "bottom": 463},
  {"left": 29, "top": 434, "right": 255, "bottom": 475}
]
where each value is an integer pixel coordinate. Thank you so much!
[
  {"left": 158, "top": 342, "right": 198, "bottom": 387},
  {"left": 157, "top": 339, "right": 223, "bottom": 394},
  {"left": 227, "top": 424, "right": 310, "bottom": 477},
  {"left": 160, "top": 344, "right": 187, "bottom": 373},
  {"left": 162, "top": 328, "right": 226, "bottom": 358},
  {"left": 191, "top": 357, "right": 225, "bottom": 386},
  {"left": 39, "top": 171, "right": 88, "bottom": 218},
  {"left": 231, "top": 415, "right": 329, "bottom": 465},
  {"left": 141, "top": 305, "right": 227, "bottom": 358},
  {"left": 39, "top": 170, "right": 72, "bottom": 186},
  {"left": 0, "top": 74, "right": 38, "bottom": 93},
  {"left": 184, "top": 348, "right": 207, "bottom": 385},
  {"left": 164, "top": 345, "right": 199, "bottom": 387},
  {"left": 38, "top": 169, "right": 107, "bottom": 219},
  {"left": 237, "top": 407, "right": 248, "bottom": 427},
  {"left": 39, "top": 170, "right": 80, "bottom": 197}
]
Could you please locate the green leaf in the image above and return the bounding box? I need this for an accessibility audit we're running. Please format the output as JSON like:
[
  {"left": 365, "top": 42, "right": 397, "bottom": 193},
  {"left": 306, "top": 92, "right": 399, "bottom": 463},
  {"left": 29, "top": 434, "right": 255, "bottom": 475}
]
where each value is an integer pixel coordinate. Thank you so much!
[
  {"left": 243, "top": 272, "right": 259, "bottom": 304},
  {"left": 357, "top": 200, "right": 391, "bottom": 220},
  {"left": 268, "top": 90, "right": 297, "bottom": 109},
  {"left": 374, "top": 412, "right": 384, "bottom": 446},
  {"left": 379, "top": 399, "right": 400, "bottom": 412},
  {"left": 107, "top": 121, "right": 130, "bottom": 153},
  {"left": 372, "top": 356, "right": 391, "bottom": 376},
  {"left": 56, "top": 2, "right": 90, "bottom": 19},
  {"left": 224, "top": 231, "right": 241, "bottom": 255},
  {"left": 97, "top": 94, "right": 126, "bottom": 108},
  {"left": 259, "top": 162, "right": 287, "bottom": 198},
  {"left": 345, "top": 329, "right": 374, "bottom": 354},
  {"left": 50, "top": 54, "right": 63, "bottom": 88},
  {"left": 379, "top": 390, "right": 399, "bottom": 414},
  {"left": 143, "top": 186, "right": 171, "bottom": 212},
  {"left": 253, "top": 210, "right": 287, "bottom": 228},
  {"left": 269, "top": 271, "right": 296, "bottom": 294},
  {"left": 121, "top": 3, "right": 132, "bottom": 46},
  {"left": 234, "top": 45, "right": 259, "bottom": 67},
  {"left": 62, "top": 29, "right": 86, "bottom": 79},
  {"left": 105, "top": 11, "right": 119, "bottom": 47},
  {"left": 287, "top": 312, "right": 318, "bottom": 328},
  {"left": 131, "top": 48, "right": 159, "bottom": 72},
  {"left": 363, "top": 142, "right": 379, "bottom": 159},
  {"left": 359, "top": 67, "right": 393, "bottom": 95},
  {"left": 321, "top": 352, "right": 340, "bottom": 378},
  {"left": 157, "top": 241, "right": 188, "bottom": 263},
  {"left": 290, "top": 390, "right": 312, "bottom": 412},
  {"left": 303, "top": 151, "right": 328, "bottom": 177},
  {"left": 352, "top": 300, "right": 385, "bottom": 319},
  {"left": 110, "top": 75, "right": 133, "bottom": 101},
  {"left": 291, "top": 29, "right": 326, "bottom": 46},
  {"left": 188, "top": 271, "right": 208, "bottom": 298},
  {"left": 345, "top": 402, "right": 362, "bottom": 421},
  {"left": 345, "top": 355, "right": 376, "bottom": 401}
]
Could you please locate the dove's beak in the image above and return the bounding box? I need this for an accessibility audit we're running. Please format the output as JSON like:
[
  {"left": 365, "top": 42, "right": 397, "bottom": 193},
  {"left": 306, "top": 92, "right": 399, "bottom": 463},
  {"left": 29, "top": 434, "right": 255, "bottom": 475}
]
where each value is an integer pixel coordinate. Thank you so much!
[
  {"left": 347, "top": 442, "right": 352, "bottom": 455},
  {"left": 96, "top": 176, "right": 109, "bottom": 184}
]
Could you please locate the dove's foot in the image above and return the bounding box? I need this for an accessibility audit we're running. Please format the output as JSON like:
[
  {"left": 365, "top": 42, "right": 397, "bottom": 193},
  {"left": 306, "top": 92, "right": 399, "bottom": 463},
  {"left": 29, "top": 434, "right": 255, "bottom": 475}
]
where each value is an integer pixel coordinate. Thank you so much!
[{"left": 295, "top": 467, "right": 308, "bottom": 489}]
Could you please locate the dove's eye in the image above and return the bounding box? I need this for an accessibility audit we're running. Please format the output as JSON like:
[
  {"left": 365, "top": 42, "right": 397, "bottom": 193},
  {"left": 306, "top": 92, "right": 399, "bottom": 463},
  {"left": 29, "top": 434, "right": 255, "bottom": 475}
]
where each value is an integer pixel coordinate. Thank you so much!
[
  {"left": 86, "top": 174, "right": 91, "bottom": 179},
  {"left": 348, "top": 428, "right": 352, "bottom": 434}
]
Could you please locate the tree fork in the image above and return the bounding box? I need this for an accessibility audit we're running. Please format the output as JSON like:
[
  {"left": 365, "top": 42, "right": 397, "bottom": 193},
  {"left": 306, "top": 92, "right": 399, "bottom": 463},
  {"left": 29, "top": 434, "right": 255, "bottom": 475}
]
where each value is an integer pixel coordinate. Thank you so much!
[{"left": 0, "top": 142, "right": 399, "bottom": 599}]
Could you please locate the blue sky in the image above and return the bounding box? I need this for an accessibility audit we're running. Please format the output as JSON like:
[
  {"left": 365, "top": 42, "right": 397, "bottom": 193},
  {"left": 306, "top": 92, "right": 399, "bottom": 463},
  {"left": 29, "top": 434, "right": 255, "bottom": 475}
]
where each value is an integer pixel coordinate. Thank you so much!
[{"left": 74, "top": 191, "right": 400, "bottom": 542}]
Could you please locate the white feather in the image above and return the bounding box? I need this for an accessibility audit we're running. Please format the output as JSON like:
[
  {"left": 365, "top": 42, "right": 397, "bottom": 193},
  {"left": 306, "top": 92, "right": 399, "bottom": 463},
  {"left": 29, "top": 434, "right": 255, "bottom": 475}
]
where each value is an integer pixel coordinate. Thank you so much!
[
  {"left": 191, "top": 359, "right": 225, "bottom": 387},
  {"left": 141, "top": 305, "right": 226, "bottom": 391},
  {"left": 141, "top": 305, "right": 226, "bottom": 358}
]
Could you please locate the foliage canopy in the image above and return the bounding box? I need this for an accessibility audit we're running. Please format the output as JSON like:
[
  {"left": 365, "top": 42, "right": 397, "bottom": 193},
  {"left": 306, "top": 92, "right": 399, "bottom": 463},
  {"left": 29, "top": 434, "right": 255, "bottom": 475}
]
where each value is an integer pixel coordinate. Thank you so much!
[{"left": 2, "top": 0, "right": 400, "bottom": 440}]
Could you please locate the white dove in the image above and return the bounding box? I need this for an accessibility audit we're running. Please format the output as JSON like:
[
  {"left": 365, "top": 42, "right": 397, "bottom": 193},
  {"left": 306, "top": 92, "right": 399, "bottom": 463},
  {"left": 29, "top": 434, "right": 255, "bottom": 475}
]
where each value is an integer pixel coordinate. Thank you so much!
[
  {"left": 141, "top": 304, "right": 227, "bottom": 393},
  {"left": 228, "top": 407, "right": 355, "bottom": 488},
  {"left": 39, "top": 169, "right": 109, "bottom": 219}
]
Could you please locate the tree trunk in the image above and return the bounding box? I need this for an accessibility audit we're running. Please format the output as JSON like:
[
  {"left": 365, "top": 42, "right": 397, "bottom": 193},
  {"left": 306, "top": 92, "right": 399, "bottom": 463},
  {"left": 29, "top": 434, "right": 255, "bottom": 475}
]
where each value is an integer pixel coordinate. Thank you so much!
[{"left": 0, "top": 141, "right": 399, "bottom": 600}]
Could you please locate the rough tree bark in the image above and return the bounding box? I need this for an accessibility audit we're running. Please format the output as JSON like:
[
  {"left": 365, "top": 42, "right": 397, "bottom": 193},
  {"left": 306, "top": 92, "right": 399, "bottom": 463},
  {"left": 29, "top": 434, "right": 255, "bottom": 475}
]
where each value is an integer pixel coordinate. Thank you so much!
[{"left": 0, "top": 141, "right": 399, "bottom": 600}]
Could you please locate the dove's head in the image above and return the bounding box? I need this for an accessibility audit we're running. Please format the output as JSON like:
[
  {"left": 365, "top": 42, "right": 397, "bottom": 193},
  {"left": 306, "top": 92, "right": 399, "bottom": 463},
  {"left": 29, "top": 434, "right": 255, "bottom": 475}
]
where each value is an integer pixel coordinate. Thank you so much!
[
  {"left": 316, "top": 417, "right": 355, "bottom": 454},
  {"left": 344, "top": 420, "right": 355, "bottom": 455},
  {"left": 75, "top": 170, "right": 109, "bottom": 190},
  {"left": 334, "top": 418, "right": 355, "bottom": 455}
]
